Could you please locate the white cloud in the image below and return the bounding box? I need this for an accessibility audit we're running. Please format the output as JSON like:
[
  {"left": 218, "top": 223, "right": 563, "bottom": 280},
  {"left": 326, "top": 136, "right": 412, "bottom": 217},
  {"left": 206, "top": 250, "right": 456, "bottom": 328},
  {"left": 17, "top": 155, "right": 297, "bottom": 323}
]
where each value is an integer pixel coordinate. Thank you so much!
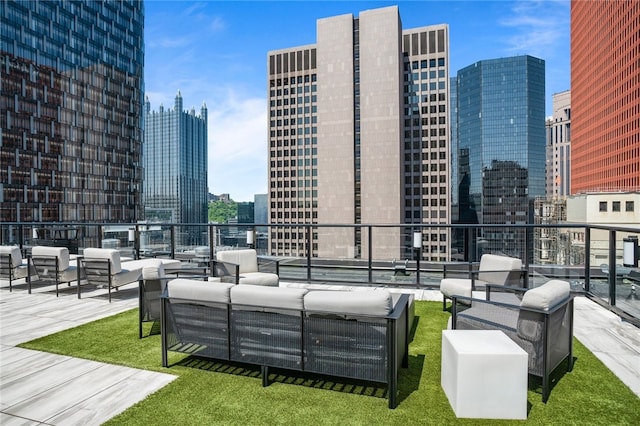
[
  {"left": 207, "top": 93, "right": 268, "bottom": 202},
  {"left": 499, "top": 0, "right": 569, "bottom": 57}
]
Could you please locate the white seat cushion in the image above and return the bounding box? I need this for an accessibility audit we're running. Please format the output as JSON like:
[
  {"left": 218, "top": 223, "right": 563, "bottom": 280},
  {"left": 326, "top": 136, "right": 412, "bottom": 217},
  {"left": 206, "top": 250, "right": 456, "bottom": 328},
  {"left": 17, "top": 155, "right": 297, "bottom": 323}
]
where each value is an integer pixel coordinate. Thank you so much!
[
  {"left": 110, "top": 268, "right": 142, "bottom": 288},
  {"left": 239, "top": 272, "right": 279, "bottom": 286}
]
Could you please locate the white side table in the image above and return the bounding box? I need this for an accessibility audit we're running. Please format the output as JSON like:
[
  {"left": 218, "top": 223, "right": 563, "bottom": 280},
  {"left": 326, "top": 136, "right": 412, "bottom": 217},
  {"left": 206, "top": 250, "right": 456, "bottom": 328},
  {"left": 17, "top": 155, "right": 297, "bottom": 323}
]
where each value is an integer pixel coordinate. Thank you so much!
[{"left": 441, "top": 330, "right": 528, "bottom": 419}]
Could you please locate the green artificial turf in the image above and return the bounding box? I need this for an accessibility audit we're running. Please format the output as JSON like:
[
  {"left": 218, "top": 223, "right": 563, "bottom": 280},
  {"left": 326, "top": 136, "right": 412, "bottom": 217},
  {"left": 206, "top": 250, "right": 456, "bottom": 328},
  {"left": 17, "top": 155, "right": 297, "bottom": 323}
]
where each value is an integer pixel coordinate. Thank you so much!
[{"left": 20, "top": 301, "right": 639, "bottom": 425}]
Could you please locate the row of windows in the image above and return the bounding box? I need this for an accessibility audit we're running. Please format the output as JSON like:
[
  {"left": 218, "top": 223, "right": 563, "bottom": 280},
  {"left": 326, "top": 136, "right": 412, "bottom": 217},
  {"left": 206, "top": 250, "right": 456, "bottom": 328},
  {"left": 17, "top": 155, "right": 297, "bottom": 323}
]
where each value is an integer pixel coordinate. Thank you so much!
[
  {"left": 404, "top": 57, "right": 446, "bottom": 70},
  {"left": 405, "top": 127, "right": 447, "bottom": 138},
  {"left": 269, "top": 74, "right": 317, "bottom": 87},
  {"left": 598, "top": 201, "right": 635, "bottom": 212},
  {"left": 405, "top": 81, "right": 447, "bottom": 92},
  {"left": 270, "top": 117, "right": 317, "bottom": 127},
  {"left": 269, "top": 148, "right": 317, "bottom": 157},
  {"left": 271, "top": 105, "right": 317, "bottom": 116},
  {"left": 405, "top": 210, "right": 448, "bottom": 219},
  {"left": 271, "top": 211, "right": 318, "bottom": 220},
  {"left": 270, "top": 138, "right": 317, "bottom": 148},
  {"left": 270, "top": 96, "right": 316, "bottom": 107},
  {"left": 270, "top": 85, "right": 316, "bottom": 96}
]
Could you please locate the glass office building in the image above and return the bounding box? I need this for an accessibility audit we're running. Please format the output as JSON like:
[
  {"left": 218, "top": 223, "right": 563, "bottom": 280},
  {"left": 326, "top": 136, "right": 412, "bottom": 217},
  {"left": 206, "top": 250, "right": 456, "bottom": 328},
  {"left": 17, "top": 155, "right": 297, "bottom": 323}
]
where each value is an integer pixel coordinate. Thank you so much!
[
  {"left": 0, "top": 0, "right": 144, "bottom": 223},
  {"left": 143, "top": 93, "right": 208, "bottom": 230},
  {"left": 455, "top": 55, "right": 546, "bottom": 260}
]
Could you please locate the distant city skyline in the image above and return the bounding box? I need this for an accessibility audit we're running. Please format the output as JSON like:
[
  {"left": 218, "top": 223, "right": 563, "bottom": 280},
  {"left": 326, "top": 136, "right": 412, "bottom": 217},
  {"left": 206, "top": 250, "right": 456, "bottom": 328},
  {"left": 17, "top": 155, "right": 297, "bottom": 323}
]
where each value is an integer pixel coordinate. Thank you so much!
[{"left": 145, "top": 0, "right": 570, "bottom": 201}]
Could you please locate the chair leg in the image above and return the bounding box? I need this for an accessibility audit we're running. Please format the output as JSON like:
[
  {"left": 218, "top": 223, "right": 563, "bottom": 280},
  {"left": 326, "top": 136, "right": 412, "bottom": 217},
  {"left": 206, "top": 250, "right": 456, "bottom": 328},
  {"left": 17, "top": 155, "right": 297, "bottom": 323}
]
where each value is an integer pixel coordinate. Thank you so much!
[
  {"left": 442, "top": 295, "right": 448, "bottom": 311},
  {"left": 542, "top": 374, "right": 549, "bottom": 403}
]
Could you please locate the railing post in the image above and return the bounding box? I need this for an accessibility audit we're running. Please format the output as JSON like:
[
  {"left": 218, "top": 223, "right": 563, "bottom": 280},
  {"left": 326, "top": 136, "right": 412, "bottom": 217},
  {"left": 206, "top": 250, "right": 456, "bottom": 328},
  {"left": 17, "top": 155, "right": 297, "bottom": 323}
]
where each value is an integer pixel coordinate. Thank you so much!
[
  {"left": 584, "top": 227, "right": 591, "bottom": 292},
  {"left": 170, "top": 226, "right": 176, "bottom": 259},
  {"left": 209, "top": 224, "right": 215, "bottom": 261},
  {"left": 368, "top": 225, "right": 373, "bottom": 284},
  {"left": 306, "top": 225, "right": 312, "bottom": 281},
  {"left": 609, "top": 229, "right": 617, "bottom": 306}
]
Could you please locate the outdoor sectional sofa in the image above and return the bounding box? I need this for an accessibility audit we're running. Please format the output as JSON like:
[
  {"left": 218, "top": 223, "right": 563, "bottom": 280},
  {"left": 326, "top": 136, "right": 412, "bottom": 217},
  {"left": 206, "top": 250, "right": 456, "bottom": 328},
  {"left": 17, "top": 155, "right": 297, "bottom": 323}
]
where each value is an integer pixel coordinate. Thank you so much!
[{"left": 161, "top": 279, "right": 411, "bottom": 408}]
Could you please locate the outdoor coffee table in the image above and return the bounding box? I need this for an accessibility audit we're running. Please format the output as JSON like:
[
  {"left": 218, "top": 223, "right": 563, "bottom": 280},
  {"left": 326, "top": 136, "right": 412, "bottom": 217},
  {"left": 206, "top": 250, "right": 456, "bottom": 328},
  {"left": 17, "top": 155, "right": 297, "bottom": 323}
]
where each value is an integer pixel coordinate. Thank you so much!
[{"left": 441, "top": 329, "right": 528, "bottom": 419}]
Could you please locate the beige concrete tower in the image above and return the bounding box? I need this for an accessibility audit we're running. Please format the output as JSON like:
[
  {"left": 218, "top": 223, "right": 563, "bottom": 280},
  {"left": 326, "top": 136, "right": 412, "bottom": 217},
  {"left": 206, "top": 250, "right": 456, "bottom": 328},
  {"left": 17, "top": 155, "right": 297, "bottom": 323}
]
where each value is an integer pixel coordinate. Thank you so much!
[{"left": 267, "top": 6, "right": 450, "bottom": 261}]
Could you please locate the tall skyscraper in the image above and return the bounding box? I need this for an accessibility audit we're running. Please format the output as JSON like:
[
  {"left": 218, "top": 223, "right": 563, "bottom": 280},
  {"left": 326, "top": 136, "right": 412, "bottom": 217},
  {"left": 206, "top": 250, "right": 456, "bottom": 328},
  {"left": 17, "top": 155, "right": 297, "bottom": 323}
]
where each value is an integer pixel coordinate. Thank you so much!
[
  {"left": 545, "top": 90, "right": 571, "bottom": 198},
  {"left": 267, "top": 6, "right": 450, "bottom": 261},
  {"left": 0, "top": 0, "right": 144, "bottom": 223},
  {"left": 571, "top": 1, "right": 640, "bottom": 193},
  {"left": 455, "top": 55, "right": 546, "bottom": 260},
  {"left": 144, "top": 93, "right": 208, "bottom": 232}
]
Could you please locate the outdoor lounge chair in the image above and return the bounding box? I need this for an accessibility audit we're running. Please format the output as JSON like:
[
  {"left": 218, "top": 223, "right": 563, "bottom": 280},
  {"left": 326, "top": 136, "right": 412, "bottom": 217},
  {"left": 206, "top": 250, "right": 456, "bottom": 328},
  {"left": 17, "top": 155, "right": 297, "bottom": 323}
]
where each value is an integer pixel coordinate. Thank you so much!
[
  {"left": 139, "top": 259, "right": 167, "bottom": 338},
  {"left": 212, "top": 249, "right": 280, "bottom": 286},
  {"left": 440, "top": 254, "right": 526, "bottom": 310},
  {"left": 450, "top": 279, "right": 574, "bottom": 402},
  {"left": 80, "top": 248, "right": 142, "bottom": 302},
  {"left": 29, "top": 246, "right": 80, "bottom": 296},
  {"left": 0, "top": 246, "right": 31, "bottom": 291}
]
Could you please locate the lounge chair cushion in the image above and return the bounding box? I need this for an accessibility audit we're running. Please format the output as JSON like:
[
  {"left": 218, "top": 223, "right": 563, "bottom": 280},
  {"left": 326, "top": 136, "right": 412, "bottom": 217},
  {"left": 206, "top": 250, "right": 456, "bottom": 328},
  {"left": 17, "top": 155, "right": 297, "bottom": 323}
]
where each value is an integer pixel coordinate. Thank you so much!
[
  {"left": 122, "top": 259, "right": 174, "bottom": 279},
  {"left": 32, "top": 246, "right": 70, "bottom": 271},
  {"left": 477, "top": 254, "right": 522, "bottom": 286},
  {"left": 83, "top": 248, "right": 122, "bottom": 274},
  {"left": 304, "top": 289, "right": 393, "bottom": 316},
  {"left": 0, "top": 246, "right": 23, "bottom": 268},
  {"left": 520, "top": 280, "right": 570, "bottom": 311},
  {"left": 231, "top": 284, "right": 307, "bottom": 310},
  {"left": 440, "top": 278, "right": 473, "bottom": 299},
  {"left": 167, "top": 279, "right": 234, "bottom": 304},
  {"left": 217, "top": 249, "right": 259, "bottom": 274},
  {"left": 239, "top": 272, "right": 279, "bottom": 286}
]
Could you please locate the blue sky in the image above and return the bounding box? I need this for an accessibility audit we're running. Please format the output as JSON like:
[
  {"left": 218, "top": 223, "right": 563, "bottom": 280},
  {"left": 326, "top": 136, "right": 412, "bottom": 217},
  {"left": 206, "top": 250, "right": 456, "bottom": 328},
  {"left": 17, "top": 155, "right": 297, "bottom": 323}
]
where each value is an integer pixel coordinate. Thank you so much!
[{"left": 144, "top": 0, "right": 570, "bottom": 202}]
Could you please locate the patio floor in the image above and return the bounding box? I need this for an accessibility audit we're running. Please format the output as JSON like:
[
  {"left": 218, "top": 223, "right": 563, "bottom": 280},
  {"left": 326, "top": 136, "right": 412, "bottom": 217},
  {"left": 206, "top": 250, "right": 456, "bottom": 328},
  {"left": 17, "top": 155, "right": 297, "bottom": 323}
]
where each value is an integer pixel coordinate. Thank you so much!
[{"left": 0, "top": 280, "right": 638, "bottom": 425}]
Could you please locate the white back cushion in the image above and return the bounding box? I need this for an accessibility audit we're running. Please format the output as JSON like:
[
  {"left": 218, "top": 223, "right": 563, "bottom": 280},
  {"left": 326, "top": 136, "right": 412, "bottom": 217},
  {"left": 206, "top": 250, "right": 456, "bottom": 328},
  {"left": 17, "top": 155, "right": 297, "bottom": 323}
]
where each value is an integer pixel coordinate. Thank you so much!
[
  {"left": 0, "top": 246, "right": 22, "bottom": 268},
  {"left": 478, "top": 254, "right": 522, "bottom": 285},
  {"left": 32, "top": 246, "right": 70, "bottom": 270},
  {"left": 521, "top": 280, "right": 570, "bottom": 311},
  {"left": 83, "top": 248, "right": 121, "bottom": 274},
  {"left": 304, "top": 289, "right": 393, "bottom": 317},
  {"left": 217, "top": 249, "right": 259, "bottom": 274},
  {"left": 167, "top": 279, "right": 234, "bottom": 304}
]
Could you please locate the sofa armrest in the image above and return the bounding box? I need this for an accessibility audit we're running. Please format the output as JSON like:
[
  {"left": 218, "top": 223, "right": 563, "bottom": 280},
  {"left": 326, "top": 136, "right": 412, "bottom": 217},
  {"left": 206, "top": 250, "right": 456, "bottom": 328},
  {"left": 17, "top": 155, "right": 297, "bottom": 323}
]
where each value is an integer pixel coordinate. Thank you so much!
[
  {"left": 257, "top": 256, "right": 280, "bottom": 275},
  {"left": 210, "top": 259, "right": 240, "bottom": 284},
  {"left": 451, "top": 292, "right": 572, "bottom": 331}
]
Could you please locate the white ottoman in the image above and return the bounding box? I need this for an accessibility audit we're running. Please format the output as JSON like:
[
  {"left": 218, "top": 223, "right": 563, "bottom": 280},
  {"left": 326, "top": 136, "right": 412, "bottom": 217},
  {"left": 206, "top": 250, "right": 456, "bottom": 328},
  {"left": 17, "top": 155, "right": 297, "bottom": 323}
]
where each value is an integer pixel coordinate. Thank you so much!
[{"left": 441, "top": 330, "right": 528, "bottom": 419}]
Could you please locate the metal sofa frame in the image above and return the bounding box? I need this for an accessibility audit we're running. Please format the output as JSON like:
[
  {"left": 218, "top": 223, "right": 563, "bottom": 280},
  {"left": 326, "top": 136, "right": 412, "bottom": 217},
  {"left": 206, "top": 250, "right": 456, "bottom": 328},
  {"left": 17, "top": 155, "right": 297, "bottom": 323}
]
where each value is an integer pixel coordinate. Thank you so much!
[{"left": 160, "top": 291, "right": 410, "bottom": 408}]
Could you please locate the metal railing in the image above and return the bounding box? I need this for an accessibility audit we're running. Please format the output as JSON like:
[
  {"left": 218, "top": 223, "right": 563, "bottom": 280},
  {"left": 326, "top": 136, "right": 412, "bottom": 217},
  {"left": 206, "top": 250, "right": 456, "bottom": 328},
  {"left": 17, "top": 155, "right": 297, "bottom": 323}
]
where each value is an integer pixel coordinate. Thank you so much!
[{"left": 1, "top": 221, "right": 638, "bottom": 326}]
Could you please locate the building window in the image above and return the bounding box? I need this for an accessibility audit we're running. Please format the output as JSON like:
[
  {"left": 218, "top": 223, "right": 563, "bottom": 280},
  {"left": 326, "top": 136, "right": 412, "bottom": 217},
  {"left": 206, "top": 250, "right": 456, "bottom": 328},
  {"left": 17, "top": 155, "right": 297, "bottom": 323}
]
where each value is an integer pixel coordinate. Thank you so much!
[
  {"left": 599, "top": 201, "right": 607, "bottom": 212},
  {"left": 612, "top": 201, "right": 621, "bottom": 212},
  {"left": 626, "top": 201, "right": 634, "bottom": 212}
]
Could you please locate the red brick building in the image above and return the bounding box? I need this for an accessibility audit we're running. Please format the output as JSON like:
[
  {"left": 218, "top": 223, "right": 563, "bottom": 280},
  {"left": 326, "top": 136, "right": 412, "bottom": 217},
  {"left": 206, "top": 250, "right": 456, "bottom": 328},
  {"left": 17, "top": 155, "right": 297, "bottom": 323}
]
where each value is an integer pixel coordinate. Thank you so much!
[{"left": 570, "top": 0, "right": 640, "bottom": 193}]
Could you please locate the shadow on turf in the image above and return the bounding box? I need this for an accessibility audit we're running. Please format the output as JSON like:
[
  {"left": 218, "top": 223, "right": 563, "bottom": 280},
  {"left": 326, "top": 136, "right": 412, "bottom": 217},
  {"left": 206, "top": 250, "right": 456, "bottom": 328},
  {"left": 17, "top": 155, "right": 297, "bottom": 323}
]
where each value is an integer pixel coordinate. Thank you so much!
[{"left": 176, "top": 353, "right": 426, "bottom": 406}]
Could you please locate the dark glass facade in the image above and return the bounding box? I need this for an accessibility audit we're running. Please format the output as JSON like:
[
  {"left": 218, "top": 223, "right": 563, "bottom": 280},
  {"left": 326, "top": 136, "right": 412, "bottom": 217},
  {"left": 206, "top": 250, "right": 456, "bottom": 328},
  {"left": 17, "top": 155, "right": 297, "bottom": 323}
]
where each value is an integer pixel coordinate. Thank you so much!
[
  {"left": 143, "top": 93, "right": 208, "bottom": 228},
  {"left": 456, "top": 55, "right": 546, "bottom": 260},
  {"left": 0, "top": 0, "right": 144, "bottom": 223}
]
